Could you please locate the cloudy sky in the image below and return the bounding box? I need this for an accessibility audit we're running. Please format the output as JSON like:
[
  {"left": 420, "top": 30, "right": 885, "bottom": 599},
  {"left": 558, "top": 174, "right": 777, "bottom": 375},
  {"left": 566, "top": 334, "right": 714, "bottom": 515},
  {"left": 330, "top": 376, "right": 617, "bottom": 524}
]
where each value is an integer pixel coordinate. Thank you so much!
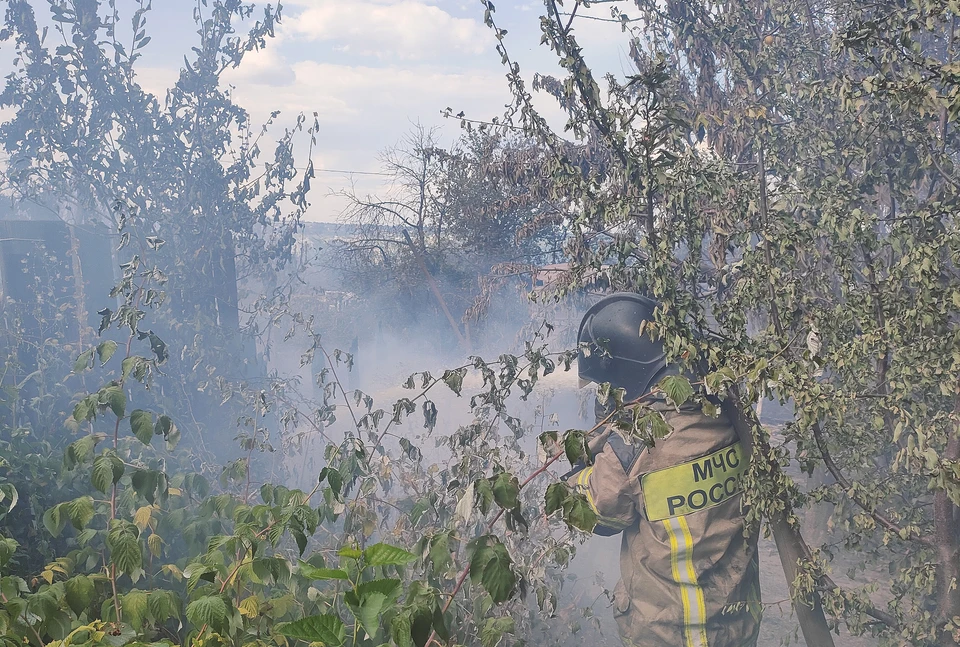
[{"left": 23, "top": 1, "right": 642, "bottom": 221}]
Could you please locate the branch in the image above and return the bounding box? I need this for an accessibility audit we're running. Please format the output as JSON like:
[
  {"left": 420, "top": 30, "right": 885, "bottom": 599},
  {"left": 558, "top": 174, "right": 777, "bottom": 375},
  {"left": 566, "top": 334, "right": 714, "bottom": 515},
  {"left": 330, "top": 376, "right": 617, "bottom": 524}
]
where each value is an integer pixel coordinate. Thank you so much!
[{"left": 811, "top": 421, "right": 932, "bottom": 547}]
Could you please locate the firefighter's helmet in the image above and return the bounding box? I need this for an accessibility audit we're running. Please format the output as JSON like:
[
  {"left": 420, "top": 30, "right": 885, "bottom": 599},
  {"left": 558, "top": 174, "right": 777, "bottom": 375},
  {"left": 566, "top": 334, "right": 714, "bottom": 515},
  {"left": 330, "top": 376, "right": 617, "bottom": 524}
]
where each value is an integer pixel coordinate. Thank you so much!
[{"left": 577, "top": 292, "right": 672, "bottom": 401}]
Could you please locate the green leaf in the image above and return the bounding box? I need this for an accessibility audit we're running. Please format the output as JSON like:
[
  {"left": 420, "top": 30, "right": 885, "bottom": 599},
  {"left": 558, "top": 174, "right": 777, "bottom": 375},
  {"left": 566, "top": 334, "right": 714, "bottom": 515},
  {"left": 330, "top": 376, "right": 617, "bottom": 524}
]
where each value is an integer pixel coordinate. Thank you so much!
[
  {"left": 185, "top": 564, "right": 217, "bottom": 592},
  {"left": 186, "top": 595, "right": 228, "bottom": 631},
  {"left": 298, "top": 563, "right": 348, "bottom": 580},
  {"left": 469, "top": 536, "right": 516, "bottom": 603},
  {"left": 391, "top": 610, "right": 413, "bottom": 647},
  {"left": 475, "top": 477, "right": 494, "bottom": 514},
  {"left": 129, "top": 409, "right": 154, "bottom": 445},
  {"left": 43, "top": 504, "right": 66, "bottom": 537},
  {"left": 319, "top": 467, "right": 344, "bottom": 501},
  {"left": 490, "top": 472, "right": 519, "bottom": 510},
  {"left": 65, "top": 496, "right": 95, "bottom": 530},
  {"left": 544, "top": 483, "right": 568, "bottom": 516},
  {"left": 659, "top": 374, "right": 694, "bottom": 408},
  {"left": 338, "top": 545, "right": 363, "bottom": 560},
  {"left": 147, "top": 589, "right": 180, "bottom": 623},
  {"left": 0, "top": 483, "right": 18, "bottom": 514},
  {"left": 481, "top": 544, "right": 515, "bottom": 603},
  {"left": 357, "top": 592, "right": 387, "bottom": 639},
  {"left": 121, "top": 589, "right": 148, "bottom": 629},
  {"left": 64, "top": 434, "right": 101, "bottom": 467},
  {"left": 564, "top": 492, "right": 598, "bottom": 533},
  {"left": 364, "top": 542, "right": 417, "bottom": 566},
  {"left": 73, "top": 349, "right": 94, "bottom": 373},
  {"left": 92, "top": 453, "right": 124, "bottom": 493},
  {"left": 427, "top": 533, "right": 452, "bottom": 574},
  {"left": 101, "top": 385, "right": 126, "bottom": 419},
  {"left": 563, "top": 430, "right": 588, "bottom": 465},
  {"left": 131, "top": 469, "right": 167, "bottom": 505},
  {"left": 72, "top": 397, "right": 96, "bottom": 423},
  {"left": 0, "top": 537, "right": 18, "bottom": 567},
  {"left": 356, "top": 578, "right": 402, "bottom": 601},
  {"left": 277, "top": 613, "right": 346, "bottom": 645},
  {"left": 64, "top": 576, "right": 95, "bottom": 616},
  {"left": 106, "top": 520, "right": 142, "bottom": 576},
  {"left": 96, "top": 340, "right": 119, "bottom": 365}
]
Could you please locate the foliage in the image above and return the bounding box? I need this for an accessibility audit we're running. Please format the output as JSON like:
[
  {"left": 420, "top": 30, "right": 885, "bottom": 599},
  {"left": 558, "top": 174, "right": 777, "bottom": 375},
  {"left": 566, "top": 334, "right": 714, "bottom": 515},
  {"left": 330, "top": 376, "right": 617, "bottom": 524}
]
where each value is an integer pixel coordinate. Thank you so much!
[
  {"left": 0, "top": 0, "right": 317, "bottom": 455},
  {"left": 12, "top": 0, "right": 960, "bottom": 646},
  {"left": 440, "top": 0, "right": 960, "bottom": 644}
]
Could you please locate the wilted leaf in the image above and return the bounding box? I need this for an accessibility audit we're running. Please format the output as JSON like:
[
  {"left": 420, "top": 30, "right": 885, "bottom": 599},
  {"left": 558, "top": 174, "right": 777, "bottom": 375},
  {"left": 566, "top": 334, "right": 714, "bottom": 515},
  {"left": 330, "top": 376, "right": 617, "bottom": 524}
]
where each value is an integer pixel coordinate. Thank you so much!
[
  {"left": 480, "top": 616, "right": 516, "bottom": 647},
  {"left": 441, "top": 367, "right": 467, "bottom": 395},
  {"left": 455, "top": 481, "right": 476, "bottom": 525}
]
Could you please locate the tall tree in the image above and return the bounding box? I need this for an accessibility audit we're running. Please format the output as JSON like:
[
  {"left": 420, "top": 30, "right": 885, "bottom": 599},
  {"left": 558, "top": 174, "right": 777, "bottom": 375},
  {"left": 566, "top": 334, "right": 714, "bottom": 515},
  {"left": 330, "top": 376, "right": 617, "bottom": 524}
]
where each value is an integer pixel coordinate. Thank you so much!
[
  {"left": 0, "top": 0, "right": 316, "bottom": 450},
  {"left": 470, "top": 0, "right": 960, "bottom": 643}
]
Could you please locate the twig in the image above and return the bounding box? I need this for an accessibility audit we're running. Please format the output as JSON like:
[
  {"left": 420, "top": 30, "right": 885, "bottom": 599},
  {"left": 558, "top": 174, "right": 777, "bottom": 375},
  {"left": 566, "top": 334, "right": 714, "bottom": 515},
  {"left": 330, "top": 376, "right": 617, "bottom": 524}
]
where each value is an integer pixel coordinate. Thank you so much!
[{"left": 811, "top": 421, "right": 932, "bottom": 547}]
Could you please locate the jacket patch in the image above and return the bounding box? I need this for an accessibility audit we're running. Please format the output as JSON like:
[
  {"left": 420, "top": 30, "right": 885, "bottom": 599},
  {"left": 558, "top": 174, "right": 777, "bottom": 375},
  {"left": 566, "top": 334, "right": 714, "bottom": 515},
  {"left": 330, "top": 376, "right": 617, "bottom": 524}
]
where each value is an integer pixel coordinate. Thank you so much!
[{"left": 641, "top": 443, "right": 746, "bottom": 521}]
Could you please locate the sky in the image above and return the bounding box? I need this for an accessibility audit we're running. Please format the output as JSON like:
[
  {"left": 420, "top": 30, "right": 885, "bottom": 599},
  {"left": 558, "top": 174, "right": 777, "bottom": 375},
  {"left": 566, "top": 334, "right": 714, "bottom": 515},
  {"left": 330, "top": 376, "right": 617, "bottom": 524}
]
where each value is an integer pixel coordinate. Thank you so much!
[{"left": 9, "top": 1, "right": 643, "bottom": 222}]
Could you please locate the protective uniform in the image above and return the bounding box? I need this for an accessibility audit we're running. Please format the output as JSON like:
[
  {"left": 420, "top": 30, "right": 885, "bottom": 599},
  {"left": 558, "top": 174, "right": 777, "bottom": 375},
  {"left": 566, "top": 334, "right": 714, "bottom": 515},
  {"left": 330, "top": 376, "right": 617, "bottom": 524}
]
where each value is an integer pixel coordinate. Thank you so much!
[{"left": 570, "top": 293, "right": 761, "bottom": 647}]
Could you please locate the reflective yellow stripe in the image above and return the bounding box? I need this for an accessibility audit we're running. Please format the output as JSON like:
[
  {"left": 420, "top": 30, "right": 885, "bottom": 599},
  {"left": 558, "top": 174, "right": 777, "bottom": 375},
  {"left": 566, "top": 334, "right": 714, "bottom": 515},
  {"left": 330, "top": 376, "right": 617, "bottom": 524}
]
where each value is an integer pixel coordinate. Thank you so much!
[
  {"left": 663, "top": 516, "right": 709, "bottom": 647},
  {"left": 679, "top": 516, "right": 709, "bottom": 647}
]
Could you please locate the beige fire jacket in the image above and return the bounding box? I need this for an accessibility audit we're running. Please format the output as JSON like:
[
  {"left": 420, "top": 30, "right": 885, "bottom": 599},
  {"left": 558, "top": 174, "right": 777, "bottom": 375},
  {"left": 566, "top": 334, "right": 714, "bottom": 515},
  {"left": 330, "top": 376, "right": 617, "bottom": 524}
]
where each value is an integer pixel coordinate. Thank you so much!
[{"left": 568, "top": 400, "right": 761, "bottom": 647}]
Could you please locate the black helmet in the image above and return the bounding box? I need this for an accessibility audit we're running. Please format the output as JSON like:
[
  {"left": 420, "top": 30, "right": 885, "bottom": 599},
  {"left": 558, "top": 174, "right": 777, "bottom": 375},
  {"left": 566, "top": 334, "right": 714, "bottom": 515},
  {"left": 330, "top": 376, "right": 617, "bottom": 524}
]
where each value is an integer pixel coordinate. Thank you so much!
[{"left": 577, "top": 292, "right": 674, "bottom": 401}]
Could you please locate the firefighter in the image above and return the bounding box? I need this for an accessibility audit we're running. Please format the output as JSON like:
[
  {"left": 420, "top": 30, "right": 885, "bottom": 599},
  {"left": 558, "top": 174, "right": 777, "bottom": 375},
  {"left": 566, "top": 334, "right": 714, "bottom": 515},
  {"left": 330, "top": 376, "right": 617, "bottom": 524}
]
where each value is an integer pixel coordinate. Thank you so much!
[{"left": 569, "top": 292, "right": 761, "bottom": 647}]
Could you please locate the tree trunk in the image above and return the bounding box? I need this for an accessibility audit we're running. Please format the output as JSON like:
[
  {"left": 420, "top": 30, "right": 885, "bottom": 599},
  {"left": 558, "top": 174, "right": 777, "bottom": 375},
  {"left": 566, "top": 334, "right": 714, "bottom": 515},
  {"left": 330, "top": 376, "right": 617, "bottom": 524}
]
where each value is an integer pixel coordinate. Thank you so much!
[
  {"left": 721, "top": 391, "right": 837, "bottom": 647},
  {"left": 935, "top": 392, "right": 960, "bottom": 646}
]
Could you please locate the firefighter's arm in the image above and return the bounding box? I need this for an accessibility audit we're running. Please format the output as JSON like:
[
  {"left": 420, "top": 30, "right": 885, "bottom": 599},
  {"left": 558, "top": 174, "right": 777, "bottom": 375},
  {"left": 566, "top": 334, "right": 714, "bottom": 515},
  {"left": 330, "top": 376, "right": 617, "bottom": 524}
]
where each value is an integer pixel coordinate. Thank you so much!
[{"left": 563, "top": 428, "right": 640, "bottom": 535}]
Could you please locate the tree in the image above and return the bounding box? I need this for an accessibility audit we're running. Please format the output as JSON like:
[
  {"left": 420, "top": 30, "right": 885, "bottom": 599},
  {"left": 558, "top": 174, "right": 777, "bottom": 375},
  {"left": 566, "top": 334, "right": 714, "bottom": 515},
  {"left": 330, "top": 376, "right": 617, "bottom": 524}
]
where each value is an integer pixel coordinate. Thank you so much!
[
  {"left": 463, "top": 0, "right": 960, "bottom": 644},
  {"left": 0, "top": 0, "right": 316, "bottom": 452},
  {"left": 334, "top": 125, "right": 570, "bottom": 355}
]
